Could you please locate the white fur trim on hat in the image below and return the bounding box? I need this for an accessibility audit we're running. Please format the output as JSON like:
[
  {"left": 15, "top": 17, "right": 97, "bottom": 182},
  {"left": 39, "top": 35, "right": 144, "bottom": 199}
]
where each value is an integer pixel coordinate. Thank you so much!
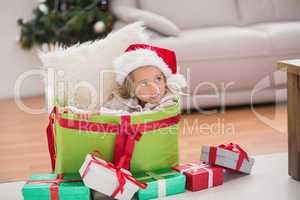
[
  {"left": 114, "top": 48, "right": 172, "bottom": 84},
  {"left": 167, "top": 73, "right": 187, "bottom": 89}
]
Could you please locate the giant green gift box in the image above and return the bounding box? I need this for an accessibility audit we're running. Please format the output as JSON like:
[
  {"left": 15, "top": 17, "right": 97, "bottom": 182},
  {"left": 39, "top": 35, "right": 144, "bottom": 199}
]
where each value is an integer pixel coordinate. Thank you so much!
[
  {"left": 50, "top": 103, "right": 180, "bottom": 174},
  {"left": 134, "top": 168, "right": 186, "bottom": 200},
  {"left": 22, "top": 173, "right": 90, "bottom": 200}
]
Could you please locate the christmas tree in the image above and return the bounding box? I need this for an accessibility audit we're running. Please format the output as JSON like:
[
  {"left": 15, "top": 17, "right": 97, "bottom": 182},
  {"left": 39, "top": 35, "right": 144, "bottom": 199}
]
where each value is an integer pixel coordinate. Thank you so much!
[{"left": 17, "top": 0, "right": 115, "bottom": 50}]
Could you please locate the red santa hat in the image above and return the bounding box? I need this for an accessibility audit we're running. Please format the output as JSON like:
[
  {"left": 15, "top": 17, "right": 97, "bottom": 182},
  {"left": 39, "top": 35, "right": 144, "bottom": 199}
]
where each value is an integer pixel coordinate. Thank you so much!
[{"left": 114, "top": 43, "right": 186, "bottom": 89}]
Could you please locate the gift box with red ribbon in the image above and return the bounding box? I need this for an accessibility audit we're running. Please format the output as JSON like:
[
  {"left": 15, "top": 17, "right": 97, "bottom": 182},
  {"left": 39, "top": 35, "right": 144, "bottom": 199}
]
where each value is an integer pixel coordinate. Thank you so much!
[
  {"left": 22, "top": 173, "right": 90, "bottom": 200},
  {"left": 200, "top": 143, "right": 255, "bottom": 174},
  {"left": 133, "top": 168, "right": 186, "bottom": 200},
  {"left": 79, "top": 153, "right": 147, "bottom": 200},
  {"left": 173, "top": 163, "right": 223, "bottom": 192},
  {"left": 47, "top": 105, "right": 180, "bottom": 174}
]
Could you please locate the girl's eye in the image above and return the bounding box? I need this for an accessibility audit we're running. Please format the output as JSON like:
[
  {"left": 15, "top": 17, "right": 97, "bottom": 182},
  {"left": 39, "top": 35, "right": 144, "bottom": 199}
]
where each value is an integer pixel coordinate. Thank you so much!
[
  {"left": 155, "top": 76, "right": 162, "bottom": 83},
  {"left": 141, "top": 81, "right": 148, "bottom": 86}
]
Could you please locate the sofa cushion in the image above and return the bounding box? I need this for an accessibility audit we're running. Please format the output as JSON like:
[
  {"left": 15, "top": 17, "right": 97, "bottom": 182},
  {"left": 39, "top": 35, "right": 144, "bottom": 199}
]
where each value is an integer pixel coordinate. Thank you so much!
[
  {"left": 273, "top": 0, "right": 300, "bottom": 21},
  {"left": 175, "top": 57, "right": 277, "bottom": 95},
  {"left": 113, "top": 20, "right": 164, "bottom": 39},
  {"left": 112, "top": 6, "right": 180, "bottom": 36},
  {"left": 151, "top": 26, "right": 272, "bottom": 61},
  {"left": 111, "top": 0, "right": 137, "bottom": 8},
  {"left": 238, "top": 0, "right": 277, "bottom": 25},
  {"left": 138, "top": 0, "right": 240, "bottom": 29},
  {"left": 238, "top": 0, "right": 300, "bottom": 25},
  {"left": 249, "top": 21, "right": 300, "bottom": 55}
]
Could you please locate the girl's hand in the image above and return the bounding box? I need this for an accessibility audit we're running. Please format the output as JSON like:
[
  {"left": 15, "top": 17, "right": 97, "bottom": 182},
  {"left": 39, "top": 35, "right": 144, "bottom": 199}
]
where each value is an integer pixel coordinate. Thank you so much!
[
  {"left": 76, "top": 112, "right": 93, "bottom": 120},
  {"left": 60, "top": 106, "right": 96, "bottom": 120},
  {"left": 58, "top": 106, "right": 70, "bottom": 113}
]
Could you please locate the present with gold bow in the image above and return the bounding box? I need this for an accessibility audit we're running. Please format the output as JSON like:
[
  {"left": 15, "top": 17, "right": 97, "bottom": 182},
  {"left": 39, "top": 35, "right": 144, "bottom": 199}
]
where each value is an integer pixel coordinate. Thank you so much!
[
  {"left": 173, "top": 163, "right": 223, "bottom": 191},
  {"left": 22, "top": 173, "right": 90, "bottom": 200},
  {"left": 79, "top": 153, "right": 147, "bottom": 200},
  {"left": 134, "top": 169, "right": 186, "bottom": 200},
  {"left": 200, "top": 143, "right": 255, "bottom": 174}
]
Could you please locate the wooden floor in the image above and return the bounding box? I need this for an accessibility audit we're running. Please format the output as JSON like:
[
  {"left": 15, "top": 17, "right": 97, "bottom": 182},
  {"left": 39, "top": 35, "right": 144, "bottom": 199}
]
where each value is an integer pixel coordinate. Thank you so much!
[{"left": 0, "top": 96, "right": 288, "bottom": 182}]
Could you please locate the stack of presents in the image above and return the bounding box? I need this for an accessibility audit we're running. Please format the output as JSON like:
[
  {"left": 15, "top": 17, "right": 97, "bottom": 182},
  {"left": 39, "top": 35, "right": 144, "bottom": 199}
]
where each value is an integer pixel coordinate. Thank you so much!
[{"left": 22, "top": 104, "right": 255, "bottom": 200}]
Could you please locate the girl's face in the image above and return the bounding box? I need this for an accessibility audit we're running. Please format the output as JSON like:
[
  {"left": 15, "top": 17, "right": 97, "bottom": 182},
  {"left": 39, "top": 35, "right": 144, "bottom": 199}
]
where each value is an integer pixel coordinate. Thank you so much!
[{"left": 132, "top": 66, "right": 167, "bottom": 104}]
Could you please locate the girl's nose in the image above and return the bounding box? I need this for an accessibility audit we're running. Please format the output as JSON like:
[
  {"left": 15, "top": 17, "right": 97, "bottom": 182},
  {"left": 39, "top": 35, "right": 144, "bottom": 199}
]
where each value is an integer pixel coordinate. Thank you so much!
[{"left": 148, "top": 82, "right": 160, "bottom": 93}]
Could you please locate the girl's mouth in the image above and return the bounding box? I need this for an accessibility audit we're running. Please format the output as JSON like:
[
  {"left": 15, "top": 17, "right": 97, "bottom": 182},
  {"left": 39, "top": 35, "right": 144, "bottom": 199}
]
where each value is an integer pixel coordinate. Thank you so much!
[{"left": 149, "top": 93, "right": 160, "bottom": 100}]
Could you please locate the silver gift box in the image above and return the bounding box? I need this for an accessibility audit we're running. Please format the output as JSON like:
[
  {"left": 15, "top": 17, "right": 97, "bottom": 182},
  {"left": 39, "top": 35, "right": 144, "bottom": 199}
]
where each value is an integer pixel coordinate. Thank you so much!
[{"left": 200, "top": 145, "right": 255, "bottom": 174}]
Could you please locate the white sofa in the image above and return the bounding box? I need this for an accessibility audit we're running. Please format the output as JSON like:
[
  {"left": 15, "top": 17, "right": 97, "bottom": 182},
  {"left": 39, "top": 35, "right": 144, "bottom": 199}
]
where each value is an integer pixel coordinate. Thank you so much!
[{"left": 111, "top": 0, "right": 300, "bottom": 110}]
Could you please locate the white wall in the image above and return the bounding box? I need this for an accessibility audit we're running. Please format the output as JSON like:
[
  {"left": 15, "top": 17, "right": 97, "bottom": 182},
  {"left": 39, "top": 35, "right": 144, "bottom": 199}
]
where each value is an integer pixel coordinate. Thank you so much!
[{"left": 0, "top": 0, "right": 44, "bottom": 100}]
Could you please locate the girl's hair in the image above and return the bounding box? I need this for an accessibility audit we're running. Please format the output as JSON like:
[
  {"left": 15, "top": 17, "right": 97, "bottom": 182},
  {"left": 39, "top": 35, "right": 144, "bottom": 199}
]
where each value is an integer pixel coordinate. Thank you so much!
[{"left": 116, "top": 72, "right": 135, "bottom": 99}]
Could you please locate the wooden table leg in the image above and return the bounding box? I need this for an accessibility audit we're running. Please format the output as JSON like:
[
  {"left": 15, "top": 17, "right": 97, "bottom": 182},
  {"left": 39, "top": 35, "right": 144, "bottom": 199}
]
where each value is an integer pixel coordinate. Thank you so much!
[{"left": 287, "top": 72, "right": 300, "bottom": 180}]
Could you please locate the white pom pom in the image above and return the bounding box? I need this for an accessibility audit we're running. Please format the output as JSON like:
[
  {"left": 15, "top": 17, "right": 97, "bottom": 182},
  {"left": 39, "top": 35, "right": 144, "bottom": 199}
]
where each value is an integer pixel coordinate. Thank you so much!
[
  {"left": 39, "top": 4, "right": 49, "bottom": 14},
  {"left": 94, "top": 21, "right": 105, "bottom": 33},
  {"left": 167, "top": 74, "right": 187, "bottom": 89}
]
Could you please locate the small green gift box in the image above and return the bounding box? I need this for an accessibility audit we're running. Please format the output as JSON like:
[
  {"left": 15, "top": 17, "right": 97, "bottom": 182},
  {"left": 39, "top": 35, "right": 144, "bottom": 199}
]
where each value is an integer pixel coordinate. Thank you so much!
[
  {"left": 22, "top": 173, "right": 90, "bottom": 200},
  {"left": 134, "top": 169, "right": 186, "bottom": 200}
]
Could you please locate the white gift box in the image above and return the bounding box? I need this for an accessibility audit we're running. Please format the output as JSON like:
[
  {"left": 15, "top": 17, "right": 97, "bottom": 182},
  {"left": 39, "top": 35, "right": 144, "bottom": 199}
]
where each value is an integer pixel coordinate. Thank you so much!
[
  {"left": 79, "top": 154, "right": 144, "bottom": 200},
  {"left": 200, "top": 144, "right": 255, "bottom": 174}
]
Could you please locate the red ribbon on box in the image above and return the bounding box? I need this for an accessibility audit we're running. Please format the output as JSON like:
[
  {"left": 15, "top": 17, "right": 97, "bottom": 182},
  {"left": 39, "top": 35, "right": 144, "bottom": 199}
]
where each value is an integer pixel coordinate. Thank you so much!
[
  {"left": 208, "top": 143, "right": 249, "bottom": 171},
  {"left": 112, "top": 115, "right": 142, "bottom": 170},
  {"left": 46, "top": 107, "right": 57, "bottom": 171},
  {"left": 46, "top": 106, "right": 180, "bottom": 171},
  {"left": 81, "top": 154, "right": 147, "bottom": 198},
  {"left": 26, "top": 174, "right": 81, "bottom": 200}
]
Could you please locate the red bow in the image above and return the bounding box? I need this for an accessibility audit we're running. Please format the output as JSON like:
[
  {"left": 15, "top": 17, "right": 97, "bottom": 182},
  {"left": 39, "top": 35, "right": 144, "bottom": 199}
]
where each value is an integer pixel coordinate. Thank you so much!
[
  {"left": 112, "top": 115, "right": 142, "bottom": 169},
  {"left": 81, "top": 154, "right": 147, "bottom": 198},
  {"left": 26, "top": 174, "right": 81, "bottom": 200},
  {"left": 208, "top": 143, "right": 249, "bottom": 171}
]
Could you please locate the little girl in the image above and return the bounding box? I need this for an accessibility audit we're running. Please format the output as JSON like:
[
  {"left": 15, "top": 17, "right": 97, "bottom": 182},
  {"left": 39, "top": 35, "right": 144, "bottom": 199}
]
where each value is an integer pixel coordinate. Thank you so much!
[{"left": 65, "top": 43, "right": 186, "bottom": 118}]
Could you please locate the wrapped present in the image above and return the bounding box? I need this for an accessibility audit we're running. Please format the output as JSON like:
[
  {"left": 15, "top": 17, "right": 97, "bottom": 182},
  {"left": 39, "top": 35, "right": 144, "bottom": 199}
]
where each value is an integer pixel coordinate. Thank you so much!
[
  {"left": 134, "top": 169, "right": 186, "bottom": 200},
  {"left": 200, "top": 143, "right": 255, "bottom": 174},
  {"left": 22, "top": 173, "right": 90, "bottom": 200},
  {"left": 79, "top": 153, "right": 147, "bottom": 200},
  {"left": 173, "top": 163, "right": 223, "bottom": 192},
  {"left": 47, "top": 104, "right": 180, "bottom": 174}
]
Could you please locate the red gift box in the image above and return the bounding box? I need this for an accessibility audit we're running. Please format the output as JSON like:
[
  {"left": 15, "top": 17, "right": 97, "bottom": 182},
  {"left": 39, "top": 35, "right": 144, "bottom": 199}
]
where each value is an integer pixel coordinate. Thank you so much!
[{"left": 173, "top": 163, "right": 223, "bottom": 192}]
